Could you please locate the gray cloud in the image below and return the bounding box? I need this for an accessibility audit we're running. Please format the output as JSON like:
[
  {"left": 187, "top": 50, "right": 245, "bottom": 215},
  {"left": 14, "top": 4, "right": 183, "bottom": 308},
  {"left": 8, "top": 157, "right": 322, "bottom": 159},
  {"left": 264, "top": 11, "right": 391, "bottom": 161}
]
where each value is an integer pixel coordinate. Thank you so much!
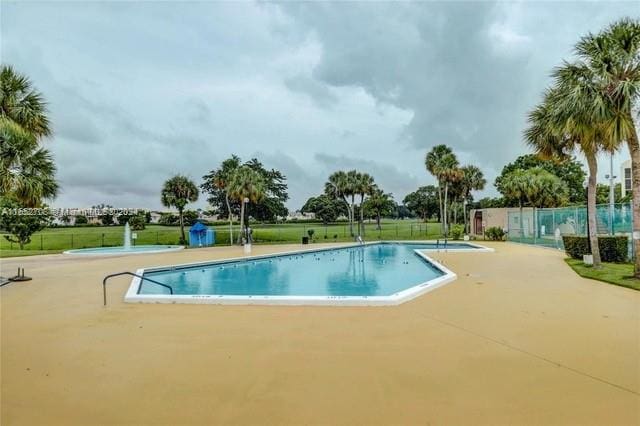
[{"left": 2, "top": 1, "right": 636, "bottom": 210}]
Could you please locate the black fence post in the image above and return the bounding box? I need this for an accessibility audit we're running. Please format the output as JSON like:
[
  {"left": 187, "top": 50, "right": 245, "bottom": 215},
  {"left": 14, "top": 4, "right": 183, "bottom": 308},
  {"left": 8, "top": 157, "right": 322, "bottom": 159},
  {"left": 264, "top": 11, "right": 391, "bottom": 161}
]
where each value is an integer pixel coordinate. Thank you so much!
[
  {"left": 40, "top": 234, "right": 43, "bottom": 250},
  {"left": 102, "top": 233, "right": 105, "bottom": 247}
]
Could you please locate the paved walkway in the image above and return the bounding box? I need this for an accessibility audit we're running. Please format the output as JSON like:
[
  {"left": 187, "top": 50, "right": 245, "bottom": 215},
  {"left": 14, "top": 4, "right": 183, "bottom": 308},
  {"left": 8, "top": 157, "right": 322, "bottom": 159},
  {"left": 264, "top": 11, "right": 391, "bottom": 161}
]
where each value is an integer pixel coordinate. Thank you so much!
[{"left": 1, "top": 242, "right": 638, "bottom": 425}]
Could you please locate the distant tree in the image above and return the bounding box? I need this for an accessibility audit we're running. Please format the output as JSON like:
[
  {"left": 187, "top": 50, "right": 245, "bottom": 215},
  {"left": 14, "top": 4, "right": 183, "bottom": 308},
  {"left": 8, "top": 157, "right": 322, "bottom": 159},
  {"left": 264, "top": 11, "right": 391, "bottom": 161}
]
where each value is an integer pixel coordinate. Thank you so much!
[
  {"left": 301, "top": 194, "right": 348, "bottom": 224},
  {"left": 473, "top": 197, "right": 506, "bottom": 209},
  {"left": 325, "top": 171, "right": 355, "bottom": 235},
  {"left": 228, "top": 166, "right": 265, "bottom": 244},
  {"left": 363, "top": 189, "right": 395, "bottom": 229},
  {"left": 158, "top": 213, "right": 179, "bottom": 226},
  {"left": 202, "top": 156, "right": 288, "bottom": 227},
  {"left": 354, "top": 172, "right": 375, "bottom": 237},
  {"left": 94, "top": 203, "right": 115, "bottom": 226},
  {"left": 403, "top": 186, "right": 440, "bottom": 222},
  {"left": 0, "top": 197, "right": 51, "bottom": 249},
  {"left": 61, "top": 214, "right": 71, "bottom": 225},
  {"left": 201, "top": 155, "right": 241, "bottom": 244},
  {"left": 128, "top": 214, "right": 146, "bottom": 231},
  {"left": 495, "top": 154, "right": 586, "bottom": 205},
  {"left": 458, "top": 165, "right": 486, "bottom": 234},
  {"left": 596, "top": 183, "right": 623, "bottom": 205},
  {"left": 182, "top": 210, "right": 199, "bottom": 226},
  {"left": 74, "top": 215, "right": 88, "bottom": 225},
  {"left": 394, "top": 203, "right": 415, "bottom": 219},
  {"left": 161, "top": 175, "right": 199, "bottom": 244}
]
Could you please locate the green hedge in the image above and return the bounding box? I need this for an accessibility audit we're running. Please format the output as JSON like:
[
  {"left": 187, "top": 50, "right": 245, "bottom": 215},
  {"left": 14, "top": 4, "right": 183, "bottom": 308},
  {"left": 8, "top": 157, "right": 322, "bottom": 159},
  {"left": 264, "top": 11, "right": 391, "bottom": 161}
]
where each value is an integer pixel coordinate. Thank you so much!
[
  {"left": 485, "top": 227, "right": 505, "bottom": 241},
  {"left": 562, "top": 235, "right": 628, "bottom": 262}
]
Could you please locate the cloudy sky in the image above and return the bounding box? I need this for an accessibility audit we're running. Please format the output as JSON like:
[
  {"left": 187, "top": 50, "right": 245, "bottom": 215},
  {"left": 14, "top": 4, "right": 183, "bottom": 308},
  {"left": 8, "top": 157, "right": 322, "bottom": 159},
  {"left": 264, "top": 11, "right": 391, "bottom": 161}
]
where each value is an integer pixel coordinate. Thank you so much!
[{"left": 2, "top": 1, "right": 638, "bottom": 210}]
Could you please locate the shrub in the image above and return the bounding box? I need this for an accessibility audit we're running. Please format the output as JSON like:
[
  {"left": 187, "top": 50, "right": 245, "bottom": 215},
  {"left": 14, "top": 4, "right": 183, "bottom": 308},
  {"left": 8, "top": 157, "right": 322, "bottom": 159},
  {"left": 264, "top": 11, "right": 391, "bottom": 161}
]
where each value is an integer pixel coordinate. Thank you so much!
[
  {"left": 598, "top": 236, "right": 628, "bottom": 262},
  {"left": 485, "top": 226, "right": 505, "bottom": 241},
  {"left": 74, "top": 215, "right": 88, "bottom": 225},
  {"left": 562, "top": 235, "right": 628, "bottom": 262},
  {"left": 449, "top": 224, "right": 464, "bottom": 240},
  {"left": 128, "top": 214, "right": 146, "bottom": 231}
]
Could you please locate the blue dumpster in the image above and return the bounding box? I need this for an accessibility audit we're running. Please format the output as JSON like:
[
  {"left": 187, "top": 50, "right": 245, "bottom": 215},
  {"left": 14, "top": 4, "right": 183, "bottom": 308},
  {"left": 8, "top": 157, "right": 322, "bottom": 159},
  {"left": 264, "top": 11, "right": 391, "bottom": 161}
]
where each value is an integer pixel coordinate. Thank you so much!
[{"left": 189, "top": 222, "right": 215, "bottom": 247}]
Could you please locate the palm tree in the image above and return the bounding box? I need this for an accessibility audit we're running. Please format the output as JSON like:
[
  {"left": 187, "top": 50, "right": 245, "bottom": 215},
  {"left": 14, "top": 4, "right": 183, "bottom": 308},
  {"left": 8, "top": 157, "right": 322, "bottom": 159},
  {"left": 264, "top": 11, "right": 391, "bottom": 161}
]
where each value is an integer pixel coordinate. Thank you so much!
[
  {"left": 437, "top": 156, "right": 462, "bottom": 236},
  {"left": 161, "top": 175, "right": 199, "bottom": 244},
  {"left": 524, "top": 168, "right": 569, "bottom": 244},
  {"left": 500, "top": 169, "right": 530, "bottom": 239},
  {"left": 459, "top": 165, "right": 486, "bottom": 234},
  {"left": 0, "top": 66, "right": 57, "bottom": 206},
  {"left": 0, "top": 65, "right": 51, "bottom": 138},
  {"left": 570, "top": 19, "right": 640, "bottom": 275},
  {"left": 354, "top": 172, "right": 375, "bottom": 238},
  {"left": 325, "top": 171, "right": 355, "bottom": 236},
  {"left": 525, "top": 81, "right": 607, "bottom": 267},
  {"left": 228, "top": 166, "right": 265, "bottom": 245},
  {"left": 202, "top": 155, "right": 241, "bottom": 245},
  {"left": 425, "top": 145, "right": 454, "bottom": 233},
  {"left": 0, "top": 119, "right": 58, "bottom": 206}
]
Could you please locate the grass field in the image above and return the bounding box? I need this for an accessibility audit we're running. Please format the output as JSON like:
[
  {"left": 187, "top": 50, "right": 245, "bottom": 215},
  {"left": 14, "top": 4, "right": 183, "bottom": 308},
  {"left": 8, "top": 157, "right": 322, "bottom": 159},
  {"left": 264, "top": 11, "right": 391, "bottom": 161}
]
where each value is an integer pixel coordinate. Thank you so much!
[
  {"left": 0, "top": 220, "right": 444, "bottom": 257},
  {"left": 564, "top": 258, "right": 640, "bottom": 291}
]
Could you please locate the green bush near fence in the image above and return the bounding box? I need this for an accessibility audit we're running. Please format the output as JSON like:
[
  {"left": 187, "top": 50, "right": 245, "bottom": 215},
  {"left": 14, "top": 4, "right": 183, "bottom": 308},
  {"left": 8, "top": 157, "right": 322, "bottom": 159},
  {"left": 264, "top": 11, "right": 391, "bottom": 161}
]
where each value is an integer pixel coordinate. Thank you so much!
[
  {"left": 485, "top": 227, "right": 505, "bottom": 241},
  {"left": 562, "top": 235, "right": 628, "bottom": 262},
  {"left": 449, "top": 224, "right": 464, "bottom": 240}
]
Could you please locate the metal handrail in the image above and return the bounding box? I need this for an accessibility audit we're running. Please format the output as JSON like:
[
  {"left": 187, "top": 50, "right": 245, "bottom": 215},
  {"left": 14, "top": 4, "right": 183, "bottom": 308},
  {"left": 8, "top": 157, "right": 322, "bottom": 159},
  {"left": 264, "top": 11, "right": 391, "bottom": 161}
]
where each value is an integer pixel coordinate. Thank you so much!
[{"left": 102, "top": 272, "right": 173, "bottom": 306}]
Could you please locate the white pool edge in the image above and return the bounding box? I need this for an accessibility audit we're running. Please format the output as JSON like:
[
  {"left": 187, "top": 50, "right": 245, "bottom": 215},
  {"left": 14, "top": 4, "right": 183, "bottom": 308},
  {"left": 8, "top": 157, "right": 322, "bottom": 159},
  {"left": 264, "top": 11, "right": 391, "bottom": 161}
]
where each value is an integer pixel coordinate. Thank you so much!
[
  {"left": 64, "top": 245, "right": 184, "bottom": 256},
  {"left": 124, "top": 241, "right": 493, "bottom": 306}
]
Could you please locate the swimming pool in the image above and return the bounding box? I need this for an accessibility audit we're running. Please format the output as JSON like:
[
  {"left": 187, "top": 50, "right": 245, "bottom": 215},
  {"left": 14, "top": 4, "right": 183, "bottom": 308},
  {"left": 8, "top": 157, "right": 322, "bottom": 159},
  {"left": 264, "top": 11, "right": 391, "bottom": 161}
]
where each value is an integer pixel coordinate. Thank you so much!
[{"left": 125, "top": 241, "right": 491, "bottom": 305}]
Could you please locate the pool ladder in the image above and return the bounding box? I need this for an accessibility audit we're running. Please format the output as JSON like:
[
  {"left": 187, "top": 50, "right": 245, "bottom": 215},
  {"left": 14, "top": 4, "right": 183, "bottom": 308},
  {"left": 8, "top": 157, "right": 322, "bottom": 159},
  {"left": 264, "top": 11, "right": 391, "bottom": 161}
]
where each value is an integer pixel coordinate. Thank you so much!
[
  {"left": 436, "top": 238, "right": 448, "bottom": 251},
  {"left": 102, "top": 271, "right": 173, "bottom": 306}
]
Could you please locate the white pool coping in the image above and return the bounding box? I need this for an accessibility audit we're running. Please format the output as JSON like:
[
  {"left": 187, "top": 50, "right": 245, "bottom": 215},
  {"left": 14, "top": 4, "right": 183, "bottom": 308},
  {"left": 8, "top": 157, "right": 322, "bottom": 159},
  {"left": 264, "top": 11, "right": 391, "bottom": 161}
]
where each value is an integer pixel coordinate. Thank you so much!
[
  {"left": 124, "top": 241, "right": 494, "bottom": 306},
  {"left": 64, "top": 245, "right": 184, "bottom": 256}
]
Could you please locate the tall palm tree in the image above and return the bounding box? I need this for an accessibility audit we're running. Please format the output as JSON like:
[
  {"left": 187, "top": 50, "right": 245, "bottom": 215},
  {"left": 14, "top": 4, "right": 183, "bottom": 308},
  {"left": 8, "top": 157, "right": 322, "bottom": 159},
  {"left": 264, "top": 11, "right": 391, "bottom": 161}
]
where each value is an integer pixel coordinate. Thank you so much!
[
  {"left": 571, "top": 19, "right": 640, "bottom": 274},
  {"left": 437, "top": 155, "right": 462, "bottom": 236},
  {"left": 425, "top": 144, "right": 454, "bottom": 233},
  {"left": 228, "top": 166, "right": 265, "bottom": 245},
  {"left": 526, "top": 65, "right": 610, "bottom": 267},
  {"left": 161, "top": 175, "right": 199, "bottom": 245},
  {"left": 202, "top": 155, "right": 241, "bottom": 245},
  {"left": 325, "top": 171, "right": 355, "bottom": 236},
  {"left": 354, "top": 172, "right": 375, "bottom": 238},
  {"left": 0, "top": 66, "right": 57, "bottom": 206},
  {"left": 459, "top": 165, "right": 486, "bottom": 234}
]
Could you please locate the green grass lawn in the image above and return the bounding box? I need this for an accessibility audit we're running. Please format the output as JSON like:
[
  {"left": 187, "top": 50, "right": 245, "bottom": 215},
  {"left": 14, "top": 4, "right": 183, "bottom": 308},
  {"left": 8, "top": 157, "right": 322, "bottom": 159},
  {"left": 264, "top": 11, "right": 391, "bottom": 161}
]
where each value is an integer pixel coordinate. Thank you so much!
[
  {"left": 564, "top": 258, "right": 640, "bottom": 291},
  {"left": 0, "top": 220, "right": 444, "bottom": 257}
]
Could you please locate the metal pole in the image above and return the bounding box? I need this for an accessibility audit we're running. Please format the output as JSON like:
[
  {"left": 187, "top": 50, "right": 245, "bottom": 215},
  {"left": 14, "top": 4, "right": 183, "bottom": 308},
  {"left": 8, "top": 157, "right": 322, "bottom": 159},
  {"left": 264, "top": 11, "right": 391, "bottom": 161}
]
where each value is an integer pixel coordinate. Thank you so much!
[{"left": 609, "top": 152, "right": 615, "bottom": 235}]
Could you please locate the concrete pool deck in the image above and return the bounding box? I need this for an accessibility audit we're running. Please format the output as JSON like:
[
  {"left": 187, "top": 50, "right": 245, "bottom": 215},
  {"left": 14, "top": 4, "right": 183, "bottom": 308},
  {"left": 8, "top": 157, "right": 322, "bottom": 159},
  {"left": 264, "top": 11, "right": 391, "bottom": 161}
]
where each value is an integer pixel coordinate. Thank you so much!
[{"left": 1, "top": 242, "right": 639, "bottom": 425}]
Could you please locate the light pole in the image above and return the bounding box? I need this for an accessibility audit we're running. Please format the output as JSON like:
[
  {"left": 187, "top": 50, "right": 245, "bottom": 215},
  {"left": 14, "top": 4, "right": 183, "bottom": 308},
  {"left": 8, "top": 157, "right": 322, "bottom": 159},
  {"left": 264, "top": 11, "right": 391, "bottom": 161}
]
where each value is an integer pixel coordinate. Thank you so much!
[{"left": 605, "top": 152, "right": 616, "bottom": 235}]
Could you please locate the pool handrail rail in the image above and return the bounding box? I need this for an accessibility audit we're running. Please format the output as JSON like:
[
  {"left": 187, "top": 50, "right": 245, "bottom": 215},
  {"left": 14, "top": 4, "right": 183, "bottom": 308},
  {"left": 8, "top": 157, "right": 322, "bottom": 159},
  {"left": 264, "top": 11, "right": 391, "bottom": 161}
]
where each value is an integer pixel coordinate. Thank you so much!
[{"left": 102, "top": 271, "right": 173, "bottom": 306}]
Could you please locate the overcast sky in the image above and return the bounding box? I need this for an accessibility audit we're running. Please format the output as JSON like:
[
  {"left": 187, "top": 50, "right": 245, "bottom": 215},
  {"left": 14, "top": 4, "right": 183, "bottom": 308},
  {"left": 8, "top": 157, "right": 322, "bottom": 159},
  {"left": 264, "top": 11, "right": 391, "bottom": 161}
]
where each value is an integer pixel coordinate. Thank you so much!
[{"left": 2, "top": 1, "right": 638, "bottom": 210}]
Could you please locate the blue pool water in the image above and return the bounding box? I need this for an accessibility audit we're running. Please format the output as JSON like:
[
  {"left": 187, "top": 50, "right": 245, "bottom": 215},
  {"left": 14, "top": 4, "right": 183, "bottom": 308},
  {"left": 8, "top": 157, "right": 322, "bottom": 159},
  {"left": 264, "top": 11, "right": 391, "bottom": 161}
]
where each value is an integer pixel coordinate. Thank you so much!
[{"left": 140, "top": 243, "right": 477, "bottom": 297}]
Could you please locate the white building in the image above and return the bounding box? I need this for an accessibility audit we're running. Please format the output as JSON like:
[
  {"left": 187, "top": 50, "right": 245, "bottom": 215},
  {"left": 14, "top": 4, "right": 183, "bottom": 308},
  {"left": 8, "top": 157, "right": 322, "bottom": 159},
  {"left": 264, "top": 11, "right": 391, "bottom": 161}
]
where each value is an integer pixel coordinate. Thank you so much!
[{"left": 620, "top": 159, "right": 632, "bottom": 198}]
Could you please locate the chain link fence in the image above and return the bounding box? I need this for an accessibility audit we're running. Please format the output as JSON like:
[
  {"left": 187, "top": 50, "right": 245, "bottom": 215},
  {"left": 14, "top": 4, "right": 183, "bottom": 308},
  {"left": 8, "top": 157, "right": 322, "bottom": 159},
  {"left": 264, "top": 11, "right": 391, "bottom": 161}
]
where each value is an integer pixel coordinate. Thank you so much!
[
  {"left": 0, "top": 221, "right": 443, "bottom": 254},
  {"left": 506, "top": 203, "right": 633, "bottom": 252}
]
